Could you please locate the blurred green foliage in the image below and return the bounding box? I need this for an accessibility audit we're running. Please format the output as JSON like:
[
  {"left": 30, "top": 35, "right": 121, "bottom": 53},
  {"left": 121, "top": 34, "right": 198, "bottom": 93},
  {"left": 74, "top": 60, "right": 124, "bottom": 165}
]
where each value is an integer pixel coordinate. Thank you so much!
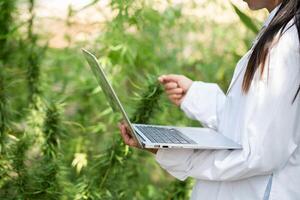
[
  {"left": 0, "top": 0, "right": 261, "bottom": 199},
  {"left": 231, "top": 3, "right": 259, "bottom": 34}
]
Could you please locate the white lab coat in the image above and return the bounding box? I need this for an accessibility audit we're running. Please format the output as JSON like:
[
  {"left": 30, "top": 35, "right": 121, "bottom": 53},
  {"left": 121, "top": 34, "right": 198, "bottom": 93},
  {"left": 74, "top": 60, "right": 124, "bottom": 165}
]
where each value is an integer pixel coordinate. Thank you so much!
[{"left": 155, "top": 6, "right": 300, "bottom": 200}]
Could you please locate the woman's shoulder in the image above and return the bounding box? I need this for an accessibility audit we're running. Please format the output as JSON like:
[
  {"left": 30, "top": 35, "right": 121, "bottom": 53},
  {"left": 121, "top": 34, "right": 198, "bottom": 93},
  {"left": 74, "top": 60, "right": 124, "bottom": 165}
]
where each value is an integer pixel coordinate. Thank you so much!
[
  {"left": 273, "top": 18, "right": 300, "bottom": 52},
  {"left": 267, "top": 18, "right": 300, "bottom": 73}
]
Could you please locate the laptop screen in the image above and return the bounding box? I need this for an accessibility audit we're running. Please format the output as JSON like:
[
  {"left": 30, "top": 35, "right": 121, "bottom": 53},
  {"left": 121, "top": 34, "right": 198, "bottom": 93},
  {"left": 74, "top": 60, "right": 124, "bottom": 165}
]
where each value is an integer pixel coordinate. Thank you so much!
[{"left": 82, "top": 49, "right": 142, "bottom": 146}]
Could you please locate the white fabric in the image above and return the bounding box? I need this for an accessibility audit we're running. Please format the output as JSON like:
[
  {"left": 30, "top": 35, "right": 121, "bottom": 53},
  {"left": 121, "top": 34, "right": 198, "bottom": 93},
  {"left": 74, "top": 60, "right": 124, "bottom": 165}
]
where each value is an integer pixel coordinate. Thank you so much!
[{"left": 155, "top": 5, "right": 300, "bottom": 200}]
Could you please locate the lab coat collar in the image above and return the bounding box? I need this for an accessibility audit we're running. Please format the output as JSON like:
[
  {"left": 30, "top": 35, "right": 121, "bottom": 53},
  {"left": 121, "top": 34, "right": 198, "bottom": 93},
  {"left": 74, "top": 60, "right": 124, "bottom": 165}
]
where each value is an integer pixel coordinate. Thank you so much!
[
  {"left": 226, "top": 4, "right": 281, "bottom": 95},
  {"left": 263, "top": 3, "right": 282, "bottom": 27}
]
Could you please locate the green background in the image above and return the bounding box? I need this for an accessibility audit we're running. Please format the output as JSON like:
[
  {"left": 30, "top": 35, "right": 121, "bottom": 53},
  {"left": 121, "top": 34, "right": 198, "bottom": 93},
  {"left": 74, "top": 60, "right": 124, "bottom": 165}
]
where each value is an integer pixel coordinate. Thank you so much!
[{"left": 0, "top": 0, "right": 264, "bottom": 199}]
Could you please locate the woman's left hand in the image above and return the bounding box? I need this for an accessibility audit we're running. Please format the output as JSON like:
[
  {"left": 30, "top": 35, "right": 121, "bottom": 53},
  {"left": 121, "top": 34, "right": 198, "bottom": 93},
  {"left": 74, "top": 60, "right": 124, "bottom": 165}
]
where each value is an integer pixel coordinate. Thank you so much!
[
  {"left": 118, "top": 122, "right": 158, "bottom": 154},
  {"left": 118, "top": 122, "right": 139, "bottom": 148}
]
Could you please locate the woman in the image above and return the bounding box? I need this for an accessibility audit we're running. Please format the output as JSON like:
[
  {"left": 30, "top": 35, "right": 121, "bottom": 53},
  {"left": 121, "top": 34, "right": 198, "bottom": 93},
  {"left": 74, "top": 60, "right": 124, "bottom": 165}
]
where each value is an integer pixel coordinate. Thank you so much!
[{"left": 119, "top": 0, "right": 300, "bottom": 199}]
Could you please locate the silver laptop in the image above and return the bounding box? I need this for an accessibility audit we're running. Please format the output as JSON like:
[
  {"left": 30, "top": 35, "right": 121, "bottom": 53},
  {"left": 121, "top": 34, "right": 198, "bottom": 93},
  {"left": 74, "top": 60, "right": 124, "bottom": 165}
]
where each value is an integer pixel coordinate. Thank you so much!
[{"left": 82, "top": 49, "right": 242, "bottom": 150}]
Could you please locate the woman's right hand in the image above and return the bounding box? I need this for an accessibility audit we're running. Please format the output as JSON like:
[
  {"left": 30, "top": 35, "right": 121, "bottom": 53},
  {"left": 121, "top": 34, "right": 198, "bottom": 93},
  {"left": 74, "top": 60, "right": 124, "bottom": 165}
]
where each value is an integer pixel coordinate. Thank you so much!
[{"left": 158, "top": 74, "right": 193, "bottom": 106}]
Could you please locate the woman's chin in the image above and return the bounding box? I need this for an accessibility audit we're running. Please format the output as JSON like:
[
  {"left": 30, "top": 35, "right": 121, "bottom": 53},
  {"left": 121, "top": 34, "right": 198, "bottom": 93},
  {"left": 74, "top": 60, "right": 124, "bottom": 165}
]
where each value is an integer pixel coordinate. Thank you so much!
[{"left": 246, "top": 3, "right": 260, "bottom": 11}]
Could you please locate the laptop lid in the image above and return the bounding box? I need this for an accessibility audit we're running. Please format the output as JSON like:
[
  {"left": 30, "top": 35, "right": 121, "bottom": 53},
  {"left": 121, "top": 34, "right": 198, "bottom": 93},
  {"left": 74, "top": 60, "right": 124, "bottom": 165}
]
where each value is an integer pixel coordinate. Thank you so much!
[{"left": 81, "top": 48, "right": 143, "bottom": 147}]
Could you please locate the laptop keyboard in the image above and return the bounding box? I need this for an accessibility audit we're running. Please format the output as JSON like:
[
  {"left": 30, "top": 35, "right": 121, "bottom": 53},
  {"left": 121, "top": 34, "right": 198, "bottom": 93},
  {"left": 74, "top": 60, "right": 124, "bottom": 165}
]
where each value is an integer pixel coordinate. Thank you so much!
[{"left": 135, "top": 126, "right": 196, "bottom": 144}]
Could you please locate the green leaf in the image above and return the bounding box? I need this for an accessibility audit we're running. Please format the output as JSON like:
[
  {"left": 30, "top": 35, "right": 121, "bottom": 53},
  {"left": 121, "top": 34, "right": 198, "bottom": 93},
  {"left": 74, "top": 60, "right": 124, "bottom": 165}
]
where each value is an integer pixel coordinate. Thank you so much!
[{"left": 231, "top": 3, "right": 259, "bottom": 34}]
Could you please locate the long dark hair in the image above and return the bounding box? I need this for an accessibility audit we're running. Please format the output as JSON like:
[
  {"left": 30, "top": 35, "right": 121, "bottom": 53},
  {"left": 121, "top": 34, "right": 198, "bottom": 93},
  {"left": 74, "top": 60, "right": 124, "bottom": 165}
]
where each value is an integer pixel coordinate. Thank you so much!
[{"left": 242, "top": 0, "right": 300, "bottom": 103}]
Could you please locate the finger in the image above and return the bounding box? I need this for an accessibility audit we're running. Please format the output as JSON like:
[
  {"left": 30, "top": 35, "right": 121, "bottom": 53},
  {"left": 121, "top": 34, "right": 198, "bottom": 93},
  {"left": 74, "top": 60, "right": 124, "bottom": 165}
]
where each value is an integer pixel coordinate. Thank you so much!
[
  {"left": 122, "top": 124, "right": 131, "bottom": 138},
  {"left": 122, "top": 128, "right": 137, "bottom": 147},
  {"left": 168, "top": 94, "right": 183, "bottom": 99},
  {"left": 170, "top": 98, "right": 181, "bottom": 106},
  {"left": 120, "top": 125, "right": 128, "bottom": 138},
  {"left": 178, "top": 98, "right": 184, "bottom": 105},
  {"left": 120, "top": 124, "right": 130, "bottom": 144},
  {"left": 120, "top": 121, "right": 131, "bottom": 135},
  {"left": 119, "top": 128, "right": 128, "bottom": 144},
  {"left": 123, "top": 123, "right": 133, "bottom": 137},
  {"left": 174, "top": 99, "right": 181, "bottom": 106},
  {"left": 164, "top": 82, "right": 178, "bottom": 90},
  {"left": 166, "top": 88, "right": 183, "bottom": 95},
  {"left": 158, "top": 75, "right": 166, "bottom": 83},
  {"left": 123, "top": 124, "right": 139, "bottom": 146},
  {"left": 128, "top": 138, "right": 138, "bottom": 147},
  {"left": 119, "top": 123, "right": 138, "bottom": 147},
  {"left": 161, "top": 74, "right": 182, "bottom": 83}
]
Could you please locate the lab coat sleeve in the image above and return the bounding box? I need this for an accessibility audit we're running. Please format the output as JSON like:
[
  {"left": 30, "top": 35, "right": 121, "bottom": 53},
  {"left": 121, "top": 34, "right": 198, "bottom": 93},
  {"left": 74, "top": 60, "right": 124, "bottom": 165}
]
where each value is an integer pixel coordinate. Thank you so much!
[
  {"left": 180, "top": 81, "right": 226, "bottom": 129},
  {"left": 156, "top": 24, "right": 300, "bottom": 181}
]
